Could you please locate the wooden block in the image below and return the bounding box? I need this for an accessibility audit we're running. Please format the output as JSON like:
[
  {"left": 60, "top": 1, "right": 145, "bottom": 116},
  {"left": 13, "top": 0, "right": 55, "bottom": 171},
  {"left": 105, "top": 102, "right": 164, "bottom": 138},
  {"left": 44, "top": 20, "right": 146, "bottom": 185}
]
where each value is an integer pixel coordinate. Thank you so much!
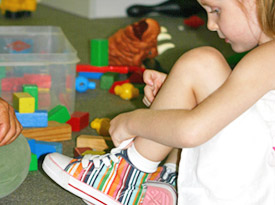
[
  {"left": 73, "top": 147, "right": 105, "bottom": 157},
  {"left": 13, "top": 92, "right": 35, "bottom": 113},
  {"left": 23, "top": 84, "right": 38, "bottom": 110},
  {"left": 22, "top": 121, "right": 72, "bottom": 142},
  {"left": 67, "top": 111, "right": 89, "bottom": 132},
  {"left": 76, "top": 135, "right": 111, "bottom": 151}
]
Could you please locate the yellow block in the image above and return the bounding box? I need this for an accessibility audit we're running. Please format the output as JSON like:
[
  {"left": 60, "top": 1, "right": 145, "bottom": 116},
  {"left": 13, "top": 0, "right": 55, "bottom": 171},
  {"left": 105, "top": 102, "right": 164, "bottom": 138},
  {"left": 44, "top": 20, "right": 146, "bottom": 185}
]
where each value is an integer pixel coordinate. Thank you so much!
[{"left": 13, "top": 92, "right": 35, "bottom": 113}]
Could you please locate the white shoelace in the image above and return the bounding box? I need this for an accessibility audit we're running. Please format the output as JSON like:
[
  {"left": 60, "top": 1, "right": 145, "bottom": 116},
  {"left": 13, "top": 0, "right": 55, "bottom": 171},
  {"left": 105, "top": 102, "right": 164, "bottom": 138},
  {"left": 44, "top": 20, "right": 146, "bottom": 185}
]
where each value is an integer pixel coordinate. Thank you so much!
[{"left": 81, "top": 139, "right": 133, "bottom": 169}]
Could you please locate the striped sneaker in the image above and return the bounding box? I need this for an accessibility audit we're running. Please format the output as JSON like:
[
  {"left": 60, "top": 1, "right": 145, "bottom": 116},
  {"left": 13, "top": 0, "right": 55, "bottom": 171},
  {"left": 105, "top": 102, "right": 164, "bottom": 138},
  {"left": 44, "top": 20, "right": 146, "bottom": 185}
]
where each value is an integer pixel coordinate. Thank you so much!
[{"left": 42, "top": 147, "right": 162, "bottom": 205}]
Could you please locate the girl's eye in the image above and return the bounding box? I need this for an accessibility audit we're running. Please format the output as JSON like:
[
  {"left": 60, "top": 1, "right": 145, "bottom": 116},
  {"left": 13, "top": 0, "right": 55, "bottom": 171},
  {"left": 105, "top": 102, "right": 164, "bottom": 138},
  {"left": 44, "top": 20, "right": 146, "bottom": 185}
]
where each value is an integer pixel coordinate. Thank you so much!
[{"left": 210, "top": 8, "right": 220, "bottom": 14}]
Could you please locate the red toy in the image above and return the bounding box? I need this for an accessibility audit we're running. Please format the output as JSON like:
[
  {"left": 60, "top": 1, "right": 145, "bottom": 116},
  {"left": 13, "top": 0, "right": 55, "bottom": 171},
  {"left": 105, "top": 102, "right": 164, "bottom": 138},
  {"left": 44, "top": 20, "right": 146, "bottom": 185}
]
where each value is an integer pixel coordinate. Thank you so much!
[
  {"left": 184, "top": 15, "right": 205, "bottom": 29},
  {"left": 66, "top": 111, "right": 89, "bottom": 132}
]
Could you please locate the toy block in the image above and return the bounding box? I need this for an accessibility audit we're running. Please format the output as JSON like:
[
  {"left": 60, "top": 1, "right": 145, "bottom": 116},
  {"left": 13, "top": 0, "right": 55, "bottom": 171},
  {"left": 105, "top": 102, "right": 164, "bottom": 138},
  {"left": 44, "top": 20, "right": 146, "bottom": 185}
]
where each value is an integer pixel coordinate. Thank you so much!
[
  {"left": 32, "top": 141, "right": 56, "bottom": 159},
  {"left": 0, "top": 67, "right": 6, "bottom": 79},
  {"left": 76, "top": 135, "right": 112, "bottom": 151},
  {"left": 36, "top": 141, "right": 63, "bottom": 154},
  {"left": 29, "top": 153, "right": 38, "bottom": 171},
  {"left": 24, "top": 74, "right": 51, "bottom": 89},
  {"left": 90, "top": 118, "right": 110, "bottom": 136},
  {"left": 23, "top": 84, "right": 38, "bottom": 110},
  {"left": 91, "top": 39, "right": 109, "bottom": 66},
  {"left": 27, "top": 138, "right": 58, "bottom": 159},
  {"left": 66, "top": 111, "right": 89, "bottom": 132},
  {"left": 22, "top": 121, "right": 72, "bottom": 142},
  {"left": 75, "top": 76, "right": 96, "bottom": 93},
  {"left": 73, "top": 147, "right": 105, "bottom": 157},
  {"left": 114, "top": 83, "right": 139, "bottom": 100},
  {"left": 15, "top": 110, "right": 48, "bottom": 128},
  {"left": 13, "top": 92, "right": 35, "bottom": 113},
  {"left": 48, "top": 105, "right": 71, "bottom": 123},
  {"left": 109, "top": 79, "right": 130, "bottom": 94},
  {"left": 76, "top": 64, "right": 129, "bottom": 74},
  {"left": 1, "top": 77, "right": 24, "bottom": 91},
  {"left": 183, "top": 15, "right": 205, "bottom": 29},
  {"left": 78, "top": 72, "right": 103, "bottom": 79},
  {"left": 100, "top": 72, "right": 119, "bottom": 90}
]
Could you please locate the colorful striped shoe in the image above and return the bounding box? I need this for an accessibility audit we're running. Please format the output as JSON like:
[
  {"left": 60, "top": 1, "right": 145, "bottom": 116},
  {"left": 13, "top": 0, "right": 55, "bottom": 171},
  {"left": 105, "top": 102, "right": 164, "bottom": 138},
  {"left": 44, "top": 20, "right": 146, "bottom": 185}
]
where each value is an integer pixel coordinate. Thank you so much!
[{"left": 42, "top": 148, "right": 165, "bottom": 205}]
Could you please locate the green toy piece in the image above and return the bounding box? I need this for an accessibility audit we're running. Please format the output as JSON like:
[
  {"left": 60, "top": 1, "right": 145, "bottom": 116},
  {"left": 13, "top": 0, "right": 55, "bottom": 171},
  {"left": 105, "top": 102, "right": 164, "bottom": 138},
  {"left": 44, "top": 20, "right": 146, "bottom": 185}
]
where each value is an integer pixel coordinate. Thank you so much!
[
  {"left": 23, "top": 84, "right": 38, "bottom": 110},
  {"left": 29, "top": 153, "right": 38, "bottom": 171},
  {"left": 48, "top": 105, "right": 71, "bottom": 123},
  {"left": 91, "top": 39, "right": 109, "bottom": 66},
  {"left": 100, "top": 72, "right": 119, "bottom": 90}
]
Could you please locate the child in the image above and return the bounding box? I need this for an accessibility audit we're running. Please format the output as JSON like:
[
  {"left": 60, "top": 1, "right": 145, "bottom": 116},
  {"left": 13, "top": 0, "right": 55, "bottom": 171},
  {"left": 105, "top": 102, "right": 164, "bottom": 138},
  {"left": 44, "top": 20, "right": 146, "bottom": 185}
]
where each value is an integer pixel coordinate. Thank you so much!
[
  {"left": 0, "top": 98, "right": 31, "bottom": 198},
  {"left": 43, "top": 0, "right": 275, "bottom": 204}
]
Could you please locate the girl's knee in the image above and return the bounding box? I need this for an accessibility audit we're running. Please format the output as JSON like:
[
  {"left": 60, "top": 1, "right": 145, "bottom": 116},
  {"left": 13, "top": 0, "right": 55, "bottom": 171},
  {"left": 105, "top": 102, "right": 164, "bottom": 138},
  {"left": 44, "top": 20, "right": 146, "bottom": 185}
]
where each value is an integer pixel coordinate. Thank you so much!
[{"left": 172, "top": 46, "right": 231, "bottom": 78}]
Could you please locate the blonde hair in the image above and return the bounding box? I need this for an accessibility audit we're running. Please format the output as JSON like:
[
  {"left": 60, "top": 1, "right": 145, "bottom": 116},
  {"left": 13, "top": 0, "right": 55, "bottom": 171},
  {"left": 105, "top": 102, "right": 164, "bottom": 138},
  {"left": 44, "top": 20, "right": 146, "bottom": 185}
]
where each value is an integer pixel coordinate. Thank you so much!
[{"left": 257, "top": 0, "right": 275, "bottom": 37}]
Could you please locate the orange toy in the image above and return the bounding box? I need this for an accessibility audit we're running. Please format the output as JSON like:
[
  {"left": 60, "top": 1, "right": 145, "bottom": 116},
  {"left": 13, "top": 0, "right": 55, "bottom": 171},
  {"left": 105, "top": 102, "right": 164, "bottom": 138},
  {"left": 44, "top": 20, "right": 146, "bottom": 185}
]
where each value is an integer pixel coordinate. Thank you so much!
[{"left": 108, "top": 18, "right": 161, "bottom": 67}]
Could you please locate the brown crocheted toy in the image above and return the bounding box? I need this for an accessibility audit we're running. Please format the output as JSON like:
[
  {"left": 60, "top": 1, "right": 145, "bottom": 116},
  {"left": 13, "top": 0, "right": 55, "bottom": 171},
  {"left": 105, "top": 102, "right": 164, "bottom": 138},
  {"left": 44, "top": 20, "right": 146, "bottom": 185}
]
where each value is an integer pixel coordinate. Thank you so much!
[{"left": 108, "top": 18, "right": 161, "bottom": 67}]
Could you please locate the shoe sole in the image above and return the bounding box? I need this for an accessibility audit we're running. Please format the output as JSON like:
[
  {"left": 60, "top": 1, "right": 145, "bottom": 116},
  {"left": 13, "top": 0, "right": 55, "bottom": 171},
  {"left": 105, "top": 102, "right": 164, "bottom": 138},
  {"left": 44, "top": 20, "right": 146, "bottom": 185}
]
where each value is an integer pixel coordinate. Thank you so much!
[
  {"left": 83, "top": 181, "right": 177, "bottom": 205},
  {"left": 142, "top": 181, "right": 177, "bottom": 205},
  {"left": 42, "top": 154, "right": 122, "bottom": 205}
]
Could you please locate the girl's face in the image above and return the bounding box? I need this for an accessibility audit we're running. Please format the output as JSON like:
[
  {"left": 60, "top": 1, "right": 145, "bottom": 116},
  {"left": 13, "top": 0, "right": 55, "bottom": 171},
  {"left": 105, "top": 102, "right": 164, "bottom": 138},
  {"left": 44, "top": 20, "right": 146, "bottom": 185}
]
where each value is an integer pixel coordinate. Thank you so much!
[{"left": 199, "top": 0, "right": 270, "bottom": 52}]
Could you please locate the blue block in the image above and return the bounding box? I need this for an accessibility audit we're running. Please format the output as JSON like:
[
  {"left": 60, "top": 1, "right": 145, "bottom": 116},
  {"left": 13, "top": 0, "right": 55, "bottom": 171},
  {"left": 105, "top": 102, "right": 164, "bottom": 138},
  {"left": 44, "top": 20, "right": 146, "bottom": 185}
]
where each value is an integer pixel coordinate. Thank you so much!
[
  {"left": 27, "top": 139, "right": 61, "bottom": 159},
  {"left": 27, "top": 138, "right": 36, "bottom": 153},
  {"left": 34, "top": 141, "right": 56, "bottom": 159},
  {"left": 78, "top": 72, "right": 103, "bottom": 79},
  {"left": 36, "top": 141, "right": 62, "bottom": 154},
  {"left": 15, "top": 110, "right": 48, "bottom": 128}
]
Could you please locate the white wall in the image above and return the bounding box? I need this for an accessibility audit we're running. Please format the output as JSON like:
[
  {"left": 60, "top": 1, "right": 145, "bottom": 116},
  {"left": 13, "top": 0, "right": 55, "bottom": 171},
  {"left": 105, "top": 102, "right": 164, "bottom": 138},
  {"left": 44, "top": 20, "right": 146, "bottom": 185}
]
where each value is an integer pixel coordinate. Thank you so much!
[{"left": 40, "top": 0, "right": 163, "bottom": 19}]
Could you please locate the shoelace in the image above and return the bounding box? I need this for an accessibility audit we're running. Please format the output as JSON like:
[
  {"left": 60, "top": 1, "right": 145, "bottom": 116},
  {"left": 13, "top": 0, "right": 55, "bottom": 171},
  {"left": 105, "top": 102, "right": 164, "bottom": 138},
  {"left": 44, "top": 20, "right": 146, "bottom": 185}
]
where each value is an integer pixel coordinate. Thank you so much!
[{"left": 81, "top": 139, "right": 133, "bottom": 169}]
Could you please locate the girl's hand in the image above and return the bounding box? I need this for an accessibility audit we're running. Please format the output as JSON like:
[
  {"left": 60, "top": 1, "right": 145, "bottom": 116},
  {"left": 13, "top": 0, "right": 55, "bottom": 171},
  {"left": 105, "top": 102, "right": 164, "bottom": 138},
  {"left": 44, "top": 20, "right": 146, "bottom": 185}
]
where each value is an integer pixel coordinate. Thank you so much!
[
  {"left": 143, "top": 69, "right": 167, "bottom": 107},
  {"left": 0, "top": 98, "right": 22, "bottom": 146},
  {"left": 109, "top": 112, "right": 135, "bottom": 148}
]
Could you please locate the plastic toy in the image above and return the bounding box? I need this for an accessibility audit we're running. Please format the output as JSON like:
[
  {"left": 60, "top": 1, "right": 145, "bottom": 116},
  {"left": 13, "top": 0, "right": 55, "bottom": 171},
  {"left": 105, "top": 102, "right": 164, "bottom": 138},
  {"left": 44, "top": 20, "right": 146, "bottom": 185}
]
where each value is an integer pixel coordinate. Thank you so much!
[
  {"left": 23, "top": 84, "right": 38, "bottom": 110},
  {"left": 114, "top": 83, "right": 139, "bottom": 100},
  {"left": 109, "top": 79, "right": 130, "bottom": 94},
  {"left": 76, "top": 135, "right": 112, "bottom": 151},
  {"left": 29, "top": 153, "right": 38, "bottom": 171},
  {"left": 183, "top": 15, "right": 205, "bottom": 29},
  {"left": 108, "top": 18, "right": 160, "bottom": 67},
  {"left": 76, "top": 64, "right": 130, "bottom": 74},
  {"left": 27, "top": 138, "right": 62, "bottom": 159},
  {"left": 22, "top": 121, "right": 72, "bottom": 142},
  {"left": 15, "top": 110, "right": 48, "bottom": 128},
  {"left": 75, "top": 76, "right": 96, "bottom": 93},
  {"left": 6, "top": 39, "right": 33, "bottom": 53},
  {"left": 90, "top": 118, "right": 110, "bottom": 136},
  {"left": 0, "top": 0, "right": 37, "bottom": 19},
  {"left": 66, "top": 111, "right": 90, "bottom": 132},
  {"left": 90, "top": 39, "right": 108, "bottom": 66},
  {"left": 100, "top": 72, "right": 119, "bottom": 90},
  {"left": 13, "top": 92, "right": 35, "bottom": 113},
  {"left": 78, "top": 72, "right": 103, "bottom": 80},
  {"left": 48, "top": 105, "right": 71, "bottom": 123}
]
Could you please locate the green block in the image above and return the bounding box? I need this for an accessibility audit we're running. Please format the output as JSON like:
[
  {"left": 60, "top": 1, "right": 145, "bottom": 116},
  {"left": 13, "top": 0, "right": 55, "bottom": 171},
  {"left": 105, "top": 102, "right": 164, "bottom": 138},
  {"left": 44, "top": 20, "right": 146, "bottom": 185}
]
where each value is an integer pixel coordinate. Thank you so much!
[
  {"left": 29, "top": 153, "right": 38, "bottom": 171},
  {"left": 91, "top": 39, "right": 108, "bottom": 66},
  {"left": 48, "top": 105, "right": 71, "bottom": 123},
  {"left": 0, "top": 67, "right": 6, "bottom": 79},
  {"left": 23, "top": 84, "right": 38, "bottom": 110},
  {"left": 133, "top": 83, "right": 145, "bottom": 94},
  {"left": 100, "top": 72, "right": 119, "bottom": 90}
]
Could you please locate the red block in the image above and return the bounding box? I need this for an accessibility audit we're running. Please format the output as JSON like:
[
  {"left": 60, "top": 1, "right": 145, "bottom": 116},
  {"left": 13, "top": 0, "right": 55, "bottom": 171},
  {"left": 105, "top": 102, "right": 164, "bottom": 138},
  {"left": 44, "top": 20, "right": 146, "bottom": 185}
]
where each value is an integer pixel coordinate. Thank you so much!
[
  {"left": 73, "top": 147, "right": 92, "bottom": 157},
  {"left": 66, "top": 111, "right": 89, "bottom": 132}
]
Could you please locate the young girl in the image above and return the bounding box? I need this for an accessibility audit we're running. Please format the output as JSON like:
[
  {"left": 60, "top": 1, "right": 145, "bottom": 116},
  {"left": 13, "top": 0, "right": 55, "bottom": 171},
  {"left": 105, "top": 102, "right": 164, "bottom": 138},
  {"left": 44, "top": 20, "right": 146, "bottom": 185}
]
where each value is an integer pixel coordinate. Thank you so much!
[{"left": 43, "top": 0, "right": 275, "bottom": 204}]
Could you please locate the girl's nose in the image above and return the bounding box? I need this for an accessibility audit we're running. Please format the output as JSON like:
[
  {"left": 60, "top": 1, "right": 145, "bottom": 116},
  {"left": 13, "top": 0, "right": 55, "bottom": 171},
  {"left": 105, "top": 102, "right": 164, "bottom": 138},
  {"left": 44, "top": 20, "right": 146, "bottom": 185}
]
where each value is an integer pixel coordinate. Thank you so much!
[{"left": 207, "top": 17, "right": 219, "bottom": 31}]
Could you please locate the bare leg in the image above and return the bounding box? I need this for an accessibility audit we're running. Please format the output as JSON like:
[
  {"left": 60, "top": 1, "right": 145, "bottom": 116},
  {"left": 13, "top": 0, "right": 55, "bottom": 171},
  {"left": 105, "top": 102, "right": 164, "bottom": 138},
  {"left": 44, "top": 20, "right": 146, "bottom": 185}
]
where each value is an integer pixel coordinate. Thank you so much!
[{"left": 134, "top": 47, "right": 232, "bottom": 162}]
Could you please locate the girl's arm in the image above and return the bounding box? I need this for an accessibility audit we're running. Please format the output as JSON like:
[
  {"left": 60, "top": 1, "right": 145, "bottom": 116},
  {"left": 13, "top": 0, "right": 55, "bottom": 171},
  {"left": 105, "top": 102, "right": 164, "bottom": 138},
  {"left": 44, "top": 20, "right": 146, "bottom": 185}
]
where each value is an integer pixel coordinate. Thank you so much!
[{"left": 110, "top": 40, "right": 275, "bottom": 148}]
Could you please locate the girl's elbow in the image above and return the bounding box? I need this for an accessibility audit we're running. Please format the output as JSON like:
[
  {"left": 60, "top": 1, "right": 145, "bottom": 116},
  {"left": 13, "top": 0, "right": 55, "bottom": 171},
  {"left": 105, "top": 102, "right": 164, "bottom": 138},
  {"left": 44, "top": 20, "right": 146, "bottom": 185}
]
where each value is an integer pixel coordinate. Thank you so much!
[{"left": 177, "top": 127, "right": 203, "bottom": 148}]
